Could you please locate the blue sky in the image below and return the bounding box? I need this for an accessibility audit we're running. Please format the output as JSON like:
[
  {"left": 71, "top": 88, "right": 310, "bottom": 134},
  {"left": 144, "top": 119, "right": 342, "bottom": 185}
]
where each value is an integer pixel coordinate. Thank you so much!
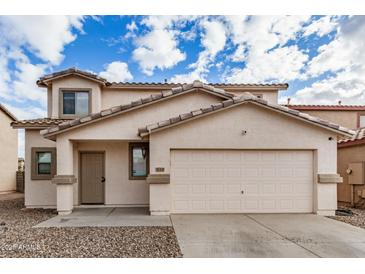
[{"left": 1, "top": 15, "right": 365, "bottom": 156}]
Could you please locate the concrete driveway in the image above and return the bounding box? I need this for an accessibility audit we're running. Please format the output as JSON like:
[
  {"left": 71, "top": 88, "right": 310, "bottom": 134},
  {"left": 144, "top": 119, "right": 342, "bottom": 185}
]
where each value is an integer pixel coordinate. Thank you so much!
[{"left": 171, "top": 214, "right": 365, "bottom": 258}]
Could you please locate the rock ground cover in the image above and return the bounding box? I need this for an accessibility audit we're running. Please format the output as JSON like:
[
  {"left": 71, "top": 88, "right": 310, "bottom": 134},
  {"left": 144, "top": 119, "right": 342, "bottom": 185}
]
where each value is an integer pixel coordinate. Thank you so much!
[{"left": 0, "top": 198, "right": 182, "bottom": 258}]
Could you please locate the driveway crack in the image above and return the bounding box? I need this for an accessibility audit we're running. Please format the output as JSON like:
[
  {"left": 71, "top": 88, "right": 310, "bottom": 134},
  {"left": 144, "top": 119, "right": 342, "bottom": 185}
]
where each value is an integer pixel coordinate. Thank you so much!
[{"left": 245, "top": 214, "right": 321, "bottom": 258}]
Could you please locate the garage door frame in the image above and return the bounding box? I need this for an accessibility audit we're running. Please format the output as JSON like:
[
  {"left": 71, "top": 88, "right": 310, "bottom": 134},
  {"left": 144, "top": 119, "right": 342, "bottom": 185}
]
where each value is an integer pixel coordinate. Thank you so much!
[{"left": 170, "top": 149, "right": 315, "bottom": 214}]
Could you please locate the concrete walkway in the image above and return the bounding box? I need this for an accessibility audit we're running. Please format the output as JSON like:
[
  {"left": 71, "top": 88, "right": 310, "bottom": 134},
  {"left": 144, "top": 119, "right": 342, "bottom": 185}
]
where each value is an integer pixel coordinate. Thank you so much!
[
  {"left": 0, "top": 192, "right": 24, "bottom": 201},
  {"left": 171, "top": 213, "right": 365, "bottom": 258},
  {"left": 35, "top": 207, "right": 172, "bottom": 227}
]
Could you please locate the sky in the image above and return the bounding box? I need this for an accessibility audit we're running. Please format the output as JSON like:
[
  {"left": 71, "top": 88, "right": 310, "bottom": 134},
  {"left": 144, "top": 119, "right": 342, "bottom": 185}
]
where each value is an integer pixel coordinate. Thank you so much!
[{"left": 1, "top": 15, "right": 365, "bottom": 156}]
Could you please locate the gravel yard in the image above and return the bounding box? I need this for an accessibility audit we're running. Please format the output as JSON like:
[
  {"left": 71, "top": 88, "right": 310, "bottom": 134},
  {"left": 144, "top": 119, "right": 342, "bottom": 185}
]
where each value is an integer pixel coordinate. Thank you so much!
[
  {"left": 0, "top": 198, "right": 182, "bottom": 258},
  {"left": 329, "top": 208, "right": 365, "bottom": 229}
]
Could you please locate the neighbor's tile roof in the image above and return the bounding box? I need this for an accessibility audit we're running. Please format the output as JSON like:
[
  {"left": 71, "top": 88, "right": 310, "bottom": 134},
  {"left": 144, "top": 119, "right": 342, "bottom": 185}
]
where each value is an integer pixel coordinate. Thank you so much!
[
  {"left": 11, "top": 118, "right": 70, "bottom": 129},
  {"left": 286, "top": 105, "right": 365, "bottom": 111},
  {"left": 338, "top": 128, "right": 365, "bottom": 147},
  {"left": 40, "top": 81, "right": 233, "bottom": 137},
  {"left": 138, "top": 93, "right": 355, "bottom": 137}
]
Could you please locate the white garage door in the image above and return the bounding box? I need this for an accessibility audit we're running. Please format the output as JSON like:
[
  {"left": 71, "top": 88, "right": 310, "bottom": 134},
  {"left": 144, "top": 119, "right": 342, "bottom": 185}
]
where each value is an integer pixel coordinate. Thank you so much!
[{"left": 171, "top": 150, "right": 313, "bottom": 213}]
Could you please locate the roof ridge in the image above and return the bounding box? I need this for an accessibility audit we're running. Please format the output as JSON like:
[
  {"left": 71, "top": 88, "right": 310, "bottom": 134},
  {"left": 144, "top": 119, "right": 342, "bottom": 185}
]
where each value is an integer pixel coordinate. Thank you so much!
[
  {"left": 138, "top": 93, "right": 355, "bottom": 137},
  {"left": 37, "top": 67, "right": 288, "bottom": 88}
]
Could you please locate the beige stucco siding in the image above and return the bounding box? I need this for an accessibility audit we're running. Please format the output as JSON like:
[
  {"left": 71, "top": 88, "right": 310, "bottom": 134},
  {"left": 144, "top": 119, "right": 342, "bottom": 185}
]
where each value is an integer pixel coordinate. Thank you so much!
[
  {"left": 56, "top": 91, "right": 222, "bottom": 141},
  {"left": 75, "top": 141, "right": 149, "bottom": 206},
  {"left": 24, "top": 129, "right": 56, "bottom": 207},
  {"left": 338, "top": 144, "right": 365, "bottom": 205},
  {"left": 299, "top": 110, "right": 360, "bottom": 130},
  {"left": 51, "top": 76, "right": 102, "bottom": 118},
  {"left": 0, "top": 111, "right": 17, "bottom": 192},
  {"left": 102, "top": 89, "right": 165, "bottom": 110},
  {"left": 149, "top": 103, "right": 339, "bottom": 214}
]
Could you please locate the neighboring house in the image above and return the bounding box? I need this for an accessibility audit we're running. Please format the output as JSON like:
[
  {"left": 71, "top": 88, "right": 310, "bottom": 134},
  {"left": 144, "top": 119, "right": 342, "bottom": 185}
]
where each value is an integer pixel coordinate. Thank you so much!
[
  {"left": 287, "top": 104, "right": 365, "bottom": 207},
  {"left": 0, "top": 104, "right": 18, "bottom": 193},
  {"left": 337, "top": 128, "right": 365, "bottom": 207},
  {"left": 286, "top": 104, "right": 365, "bottom": 130},
  {"left": 11, "top": 68, "right": 353, "bottom": 216}
]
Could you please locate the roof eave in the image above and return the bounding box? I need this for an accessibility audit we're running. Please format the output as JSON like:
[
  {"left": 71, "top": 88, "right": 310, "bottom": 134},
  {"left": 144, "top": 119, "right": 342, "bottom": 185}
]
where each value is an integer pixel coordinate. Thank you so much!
[{"left": 140, "top": 100, "right": 354, "bottom": 138}]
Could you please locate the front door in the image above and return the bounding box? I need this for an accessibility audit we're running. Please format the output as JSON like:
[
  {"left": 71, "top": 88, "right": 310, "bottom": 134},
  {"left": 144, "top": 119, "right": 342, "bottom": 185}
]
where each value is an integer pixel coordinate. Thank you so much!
[{"left": 80, "top": 152, "right": 105, "bottom": 204}]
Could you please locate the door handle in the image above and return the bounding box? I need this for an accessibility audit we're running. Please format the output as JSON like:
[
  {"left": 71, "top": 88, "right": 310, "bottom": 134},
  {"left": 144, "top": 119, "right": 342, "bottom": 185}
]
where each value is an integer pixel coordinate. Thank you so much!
[{"left": 101, "top": 176, "right": 105, "bottom": 183}]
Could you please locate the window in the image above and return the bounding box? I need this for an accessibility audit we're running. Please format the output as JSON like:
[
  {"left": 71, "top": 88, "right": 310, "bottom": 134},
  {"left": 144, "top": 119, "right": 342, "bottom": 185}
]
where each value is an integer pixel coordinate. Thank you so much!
[
  {"left": 31, "top": 148, "right": 56, "bottom": 180},
  {"left": 129, "top": 143, "right": 149, "bottom": 180},
  {"left": 359, "top": 115, "right": 365, "bottom": 128},
  {"left": 37, "top": 152, "right": 51, "bottom": 174},
  {"left": 61, "top": 90, "right": 90, "bottom": 117}
]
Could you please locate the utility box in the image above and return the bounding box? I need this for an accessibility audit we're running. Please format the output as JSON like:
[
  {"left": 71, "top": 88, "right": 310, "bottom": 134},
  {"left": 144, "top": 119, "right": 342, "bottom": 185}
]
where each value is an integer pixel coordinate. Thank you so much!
[{"left": 348, "top": 162, "right": 365, "bottom": 185}]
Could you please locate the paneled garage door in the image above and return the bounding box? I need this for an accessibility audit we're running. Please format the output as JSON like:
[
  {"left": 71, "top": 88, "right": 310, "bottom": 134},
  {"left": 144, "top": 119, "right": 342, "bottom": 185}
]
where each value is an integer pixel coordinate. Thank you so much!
[{"left": 170, "top": 150, "right": 313, "bottom": 213}]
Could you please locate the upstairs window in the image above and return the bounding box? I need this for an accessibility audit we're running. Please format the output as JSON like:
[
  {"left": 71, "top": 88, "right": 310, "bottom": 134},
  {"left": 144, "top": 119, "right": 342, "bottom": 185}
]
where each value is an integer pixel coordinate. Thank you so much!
[
  {"left": 61, "top": 90, "right": 90, "bottom": 117},
  {"left": 359, "top": 115, "right": 365, "bottom": 128}
]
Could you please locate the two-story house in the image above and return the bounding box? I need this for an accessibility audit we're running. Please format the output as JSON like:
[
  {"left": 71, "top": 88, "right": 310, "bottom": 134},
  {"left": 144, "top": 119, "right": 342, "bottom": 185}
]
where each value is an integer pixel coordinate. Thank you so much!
[
  {"left": 12, "top": 68, "right": 353, "bottom": 216},
  {"left": 0, "top": 104, "right": 18, "bottom": 193}
]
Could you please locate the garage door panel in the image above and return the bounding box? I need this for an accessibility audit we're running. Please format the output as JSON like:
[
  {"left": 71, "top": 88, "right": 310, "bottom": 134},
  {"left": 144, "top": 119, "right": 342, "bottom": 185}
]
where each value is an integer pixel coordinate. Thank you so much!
[{"left": 171, "top": 150, "right": 313, "bottom": 213}]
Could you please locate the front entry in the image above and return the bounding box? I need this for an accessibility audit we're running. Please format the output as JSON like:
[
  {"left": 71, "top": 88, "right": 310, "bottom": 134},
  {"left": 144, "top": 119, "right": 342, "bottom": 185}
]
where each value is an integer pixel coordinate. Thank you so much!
[{"left": 80, "top": 152, "right": 105, "bottom": 204}]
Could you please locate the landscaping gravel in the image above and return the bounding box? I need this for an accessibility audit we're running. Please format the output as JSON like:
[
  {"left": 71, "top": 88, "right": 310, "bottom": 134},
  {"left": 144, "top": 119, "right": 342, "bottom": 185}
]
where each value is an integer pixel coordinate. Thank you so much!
[
  {"left": 329, "top": 207, "right": 365, "bottom": 229},
  {"left": 0, "top": 198, "right": 182, "bottom": 258}
]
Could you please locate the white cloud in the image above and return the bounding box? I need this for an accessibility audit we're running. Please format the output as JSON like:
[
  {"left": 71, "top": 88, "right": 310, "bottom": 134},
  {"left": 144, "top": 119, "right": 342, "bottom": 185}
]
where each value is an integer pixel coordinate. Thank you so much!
[
  {"left": 132, "top": 16, "right": 187, "bottom": 76},
  {"left": 227, "top": 45, "right": 308, "bottom": 83},
  {"left": 306, "top": 16, "right": 365, "bottom": 77},
  {"left": 0, "top": 15, "right": 87, "bottom": 121},
  {"left": 222, "top": 16, "right": 312, "bottom": 83},
  {"left": 303, "top": 16, "right": 338, "bottom": 37},
  {"left": 289, "top": 16, "right": 365, "bottom": 104},
  {"left": 0, "top": 16, "right": 84, "bottom": 65},
  {"left": 170, "top": 19, "right": 227, "bottom": 83},
  {"left": 99, "top": 61, "right": 133, "bottom": 82}
]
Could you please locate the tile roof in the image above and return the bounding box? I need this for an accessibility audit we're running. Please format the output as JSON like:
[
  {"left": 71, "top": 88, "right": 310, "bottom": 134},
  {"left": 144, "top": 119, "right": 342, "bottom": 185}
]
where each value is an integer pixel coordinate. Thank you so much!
[
  {"left": 11, "top": 118, "right": 70, "bottom": 129},
  {"left": 37, "top": 68, "right": 108, "bottom": 87},
  {"left": 138, "top": 93, "right": 355, "bottom": 137},
  {"left": 37, "top": 68, "right": 288, "bottom": 90},
  {"left": 286, "top": 105, "right": 365, "bottom": 111},
  {"left": 40, "top": 81, "right": 234, "bottom": 137},
  {"left": 0, "top": 103, "right": 17, "bottom": 121},
  {"left": 338, "top": 128, "right": 365, "bottom": 147}
]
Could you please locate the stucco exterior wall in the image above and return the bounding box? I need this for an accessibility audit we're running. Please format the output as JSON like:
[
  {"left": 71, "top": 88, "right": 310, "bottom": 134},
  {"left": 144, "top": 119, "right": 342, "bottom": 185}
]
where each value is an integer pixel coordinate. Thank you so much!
[
  {"left": 56, "top": 91, "right": 222, "bottom": 141},
  {"left": 338, "top": 144, "right": 365, "bottom": 205},
  {"left": 51, "top": 76, "right": 102, "bottom": 118},
  {"left": 24, "top": 129, "right": 56, "bottom": 207},
  {"left": 75, "top": 141, "right": 149, "bottom": 206},
  {"left": 102, "top": 89, "right": 165, "bottom": 109},
  {"left": 298, "top": 110, "right": 360, "bottom": 130},
  {"left": 148, "top": 103, "right": 339, "bottom": 215},
  {"left": 0, "top": 111, "right": 17, "bottom": 192}
]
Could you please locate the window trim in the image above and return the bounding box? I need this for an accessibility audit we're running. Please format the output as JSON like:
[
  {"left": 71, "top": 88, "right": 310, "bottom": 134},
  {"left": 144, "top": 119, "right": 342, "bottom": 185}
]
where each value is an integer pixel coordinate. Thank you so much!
[
  {"left": 31, "top": 147, "right": 57, "bottom": 180},
  {"left": 358, "top": 112, "right": 365, "bottom": 128},
  {"left": 129, "top": 142, "right": 149, "bottom": 180},
  {"left": 59, "top": 88, "right": 92, "bottom": 119}
]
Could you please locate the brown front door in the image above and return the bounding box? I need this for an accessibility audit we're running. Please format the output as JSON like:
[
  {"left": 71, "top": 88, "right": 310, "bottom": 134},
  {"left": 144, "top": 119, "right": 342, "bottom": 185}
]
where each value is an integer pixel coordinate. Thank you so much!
[{"left": 80, "top": 152, "right": 105, "bottom": 204}]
